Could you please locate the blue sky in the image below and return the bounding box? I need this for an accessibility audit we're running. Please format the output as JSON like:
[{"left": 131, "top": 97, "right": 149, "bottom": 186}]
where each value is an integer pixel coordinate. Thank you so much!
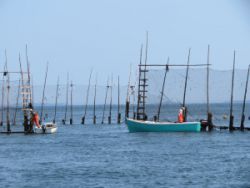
[{"left": 0, "top": 0, "right": 250, "bottom": 85}]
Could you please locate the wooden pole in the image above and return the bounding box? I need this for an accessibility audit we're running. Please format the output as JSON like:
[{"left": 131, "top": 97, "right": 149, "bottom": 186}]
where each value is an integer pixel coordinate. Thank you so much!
[
  {"left": 13, "top": 79, "right": 20, "bottom": 126},
  {"left": 157, "top": 58, "right": 169, "bottom": 121},
  {"left": 108, "top": 75, "right": 113, "bottom": 124},
  {"left": 117, "top": 76, "right": 121, "bottom": 124},
  {"left": 0, "top": 61, "right": 6, "bottom": 126},
  {"left": 53, "top": 77, "right": 60, "bottom": 123},
  {"left": 206, "top": 45, "right": 213, "bottom": 131},
  {"left": 5, "top": 50, "right": 11, "bottom": 133},
  {"left": 125, "top": 65, "right": 132, "bottom": 118},
  {"left": 82, "top": 70, "right": 93, "bottom": 124},
  {"left": 40, "top": 62, "right": 49, "bottom": 125},
  {"left": 240, "top": 64, "right": 250, "bottom": 131},
  {"left": 93, "top": 75, "right": 97, "bottom": 124},
  {"left": 101, "top": 78, "right": 109, "bottom": 124},
  {"left": 70, "top": 81, "right": 73, "bottom": 125},
  {"left": 182, "top": 48, "right": 191, "bottom": 122},
  {"left": 229, "top": 51, "right": 236, "bottom": 131},
  {"left": 63, "top": 73, "right": 69, "bottom": 124}
]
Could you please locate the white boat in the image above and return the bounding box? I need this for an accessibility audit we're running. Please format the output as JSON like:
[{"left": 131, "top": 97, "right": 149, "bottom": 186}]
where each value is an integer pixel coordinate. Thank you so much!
[{"left": 34, "top": 122, "right": 58, "bottom": 134}]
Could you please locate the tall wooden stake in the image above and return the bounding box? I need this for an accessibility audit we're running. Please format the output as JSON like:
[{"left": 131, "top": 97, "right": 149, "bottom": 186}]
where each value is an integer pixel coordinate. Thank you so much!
[
  {"left": 117, "top": 76, "right": 121, "bottom": 123},
  {"left": 93, "top": 75, "right": 97, "bottom": 124},
  {"left": 157, "top": 58, "right": 169, "bottom": 121},
  {"left": 108, "top": 75, "right": 113, "bottom": 124},
  {"left": 206, "top": 45, "right": 213, "bottom": 131},
  {"left": 101, "top": 78, "right": 109, "bottom": 124},
  {"left": 53, "top": 77, "right": 60, "bottom": 123},
  {"left": 70, "top": 81, "right": 73, "bottom": 125},
  {"left": 63, "top": 73, "right": 69, "bottom": 124},
  {"left": 40, "top": 62, "right": 49, "bottom": 124},
  {"left": 229, "top": 51, "right": 236, "bottom": 131},
  {"left": 240, "top": 64, "right": 250, "bottom": 131},
  {"left": 0, "top": 58, "right": 6, "bottom": 126},
  {"left": 182, "top": 48, "right": 191, "bottom": 122},
  {"left": 125, "top": 65, "right": 132, "bottom": 118},
  {"left": 82, "top": 70, "right": 93, "bottom": 124},
  {"left": 5, "top": 50, "right": 11, "bottom": 133}
]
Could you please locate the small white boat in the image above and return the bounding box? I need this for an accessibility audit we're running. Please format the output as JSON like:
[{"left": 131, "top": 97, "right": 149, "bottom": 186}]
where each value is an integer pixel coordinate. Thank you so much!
[{"left": 34, "top": 122, "right": 58, "bottom": 134}]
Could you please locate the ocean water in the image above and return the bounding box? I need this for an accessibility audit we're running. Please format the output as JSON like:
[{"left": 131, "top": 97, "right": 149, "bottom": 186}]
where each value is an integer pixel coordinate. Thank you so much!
[{"left": 0, "top": 104, "right": 250, "bottom": 187}]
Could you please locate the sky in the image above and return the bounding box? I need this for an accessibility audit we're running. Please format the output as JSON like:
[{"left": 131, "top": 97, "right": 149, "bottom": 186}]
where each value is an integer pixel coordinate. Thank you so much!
[{"left": 0, "top": 0, "right": 250, "bottom": 86}]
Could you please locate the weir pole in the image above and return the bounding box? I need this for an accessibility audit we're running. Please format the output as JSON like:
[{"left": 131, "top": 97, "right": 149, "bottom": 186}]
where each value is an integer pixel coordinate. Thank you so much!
[
  {"left": 229, "top": 51, "right": 236, "bottom": 131},
  {"left": 101, "top": 78, "right": 109, "bottom": 124},
  {"left": 117, "top": 76, "right": 121, "bottom": 124},
  {"left": 82, "top": 70, "right": 93, "bottom": 125},
  {"left": 206, "top": 45, "right": 213, "bottom": 131},
  {"left": 93, "top": 75, "right": 97, "bottom": 124},
  {"left": 240, "top": 64, "right": 250, "bottom": 131}
]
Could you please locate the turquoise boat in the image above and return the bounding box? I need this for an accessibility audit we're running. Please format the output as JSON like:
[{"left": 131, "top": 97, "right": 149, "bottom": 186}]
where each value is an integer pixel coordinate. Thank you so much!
[{"left": 126, "top": 118, "right": 201, "bottom": 133}]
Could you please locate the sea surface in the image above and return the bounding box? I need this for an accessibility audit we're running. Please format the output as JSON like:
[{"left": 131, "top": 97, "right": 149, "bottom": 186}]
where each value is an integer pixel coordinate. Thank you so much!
[{"left": 0, "top": 103, "right": 250, "bottom": 188}]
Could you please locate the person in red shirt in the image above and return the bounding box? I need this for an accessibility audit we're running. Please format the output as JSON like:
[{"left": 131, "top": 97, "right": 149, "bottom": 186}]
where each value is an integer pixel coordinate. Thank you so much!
[
  {"left": 178, "top": 108, "right": 184, "bottom": 123},
  {"left": 32, "top": 112, "right": 41, "bottom": 128}
]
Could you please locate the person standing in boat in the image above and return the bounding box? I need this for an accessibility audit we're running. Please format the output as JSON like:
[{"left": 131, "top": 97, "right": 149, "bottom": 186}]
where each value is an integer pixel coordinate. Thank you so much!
[
  {"left": 178, "top": 107, "right": 185, "bottom": 123},
  {"left": 32, "top": 111, "right": 41, "bottom": 128}
]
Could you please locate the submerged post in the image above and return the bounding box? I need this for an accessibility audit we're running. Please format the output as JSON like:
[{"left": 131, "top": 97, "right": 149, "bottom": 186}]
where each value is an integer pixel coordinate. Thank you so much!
[
  {"left": 229, "top": 51, "right": 236, "bottom": 131},
  {"left": 240, "top": 64, "right": 250, "bottom": 131}
]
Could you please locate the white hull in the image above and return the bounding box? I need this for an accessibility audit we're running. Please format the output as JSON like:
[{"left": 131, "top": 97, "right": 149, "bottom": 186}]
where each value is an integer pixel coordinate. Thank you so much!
[{"left": 34, "top": 122, "right": 58, "bottom": 134}]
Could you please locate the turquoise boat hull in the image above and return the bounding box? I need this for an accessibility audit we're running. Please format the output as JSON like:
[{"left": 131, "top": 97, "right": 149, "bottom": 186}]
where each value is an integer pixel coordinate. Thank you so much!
[{"left": 126, "top": 118, "right": 201, "bottom": 132}]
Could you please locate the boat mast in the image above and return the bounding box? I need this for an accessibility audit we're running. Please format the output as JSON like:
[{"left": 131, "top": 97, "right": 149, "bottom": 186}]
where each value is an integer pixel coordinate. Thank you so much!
[
  {"left": 82, "top": 70, "right": 93, "bottom": 125},
  {"left": 240, "top": 64, "right": 250, "bottom": 131},
  {"left": 157, "top": 58, "right": 169, "bottom": 121},
  {"left": 40, "top": 62, "right": 49, "bottom": 124},
  {"left": 108, "top": 75, "right": 113, "bottom": 124},
  {"left": 117, "top": 76, "right": 121, "bottom": 123},
  {"left": 70, "top": 81, "right": 73, "bottom": 125},
  {"left": 101, "top": 78, "right": 109, "bottom": 124},
  {"left": 229, "top": 51, "right": 236, "bottom": 131},
  {"left": 53, "top": 76, "right": 60, "bottom": 123},
  {"left": 182, "top": 48, "right": 191, "bottom": 122}
]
